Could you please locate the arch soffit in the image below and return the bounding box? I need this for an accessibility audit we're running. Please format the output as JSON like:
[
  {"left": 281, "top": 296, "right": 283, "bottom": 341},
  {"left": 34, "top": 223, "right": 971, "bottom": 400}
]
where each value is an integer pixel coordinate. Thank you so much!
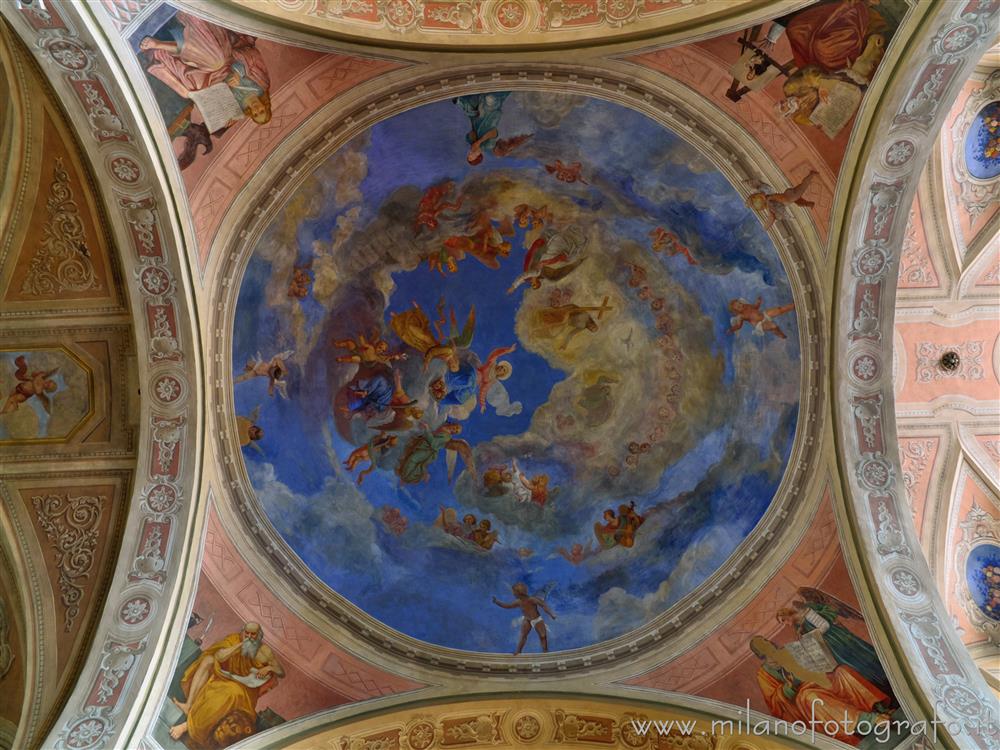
[
  {"left": 177, "top": 0, "right": 815, "bottom": 55},
  {"left": 0, "top": 2, "right": 204, "bottom": 749},
  {"left": 832, "top": 0, "right": 1000, "bottom": 747}
]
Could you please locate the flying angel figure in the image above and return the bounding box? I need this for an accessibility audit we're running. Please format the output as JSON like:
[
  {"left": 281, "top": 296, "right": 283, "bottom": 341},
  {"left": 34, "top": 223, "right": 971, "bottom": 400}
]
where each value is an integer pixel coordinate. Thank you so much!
[
  {"left": 395, "top": 420, "right": 475, "bottom": 485},
  {"left": 236, "top": 404, "right": 264, "bottom": 454},
  {"left": 2, "top": 355, "right": 59, "bottom": 415},
  {"left": 390, "top": 300, "right": 475, "bottom": 372},
  {"left": 235, "top": 349, "right": 293, "bottom": 398},
  {"left": 744, "top": 170, "right": 818, "bottom": 229},
  {"left": 545, "top": 160, "right": 588, "bottom": 185},
  {"left": 508, "top": 227, "right": 588, "bottom": 294}
]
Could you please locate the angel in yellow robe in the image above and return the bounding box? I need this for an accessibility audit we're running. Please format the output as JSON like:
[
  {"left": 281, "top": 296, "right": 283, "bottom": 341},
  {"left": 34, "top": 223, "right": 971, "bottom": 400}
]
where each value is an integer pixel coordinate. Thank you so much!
[{"left": 390, "top": 300, "right": 475, "bottom": 372}]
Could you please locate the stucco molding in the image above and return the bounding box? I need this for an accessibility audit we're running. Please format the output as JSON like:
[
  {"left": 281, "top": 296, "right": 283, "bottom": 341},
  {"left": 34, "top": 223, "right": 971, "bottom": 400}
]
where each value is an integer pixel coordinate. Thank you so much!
[
  {"left": 948, "top": 69, "right": 1000, "bottom": 223},
  {"left": 181, "top": 0, "right": 813, "bottom": 54},
  {"left": 951, "top": 472, "right": 1000, "bottom": 647},
  {"left": 0, "top": 1, "right": 204, "bottom": 748},
  {"left": 833, "top": 0, "right": 1000, "bottom": 747}
]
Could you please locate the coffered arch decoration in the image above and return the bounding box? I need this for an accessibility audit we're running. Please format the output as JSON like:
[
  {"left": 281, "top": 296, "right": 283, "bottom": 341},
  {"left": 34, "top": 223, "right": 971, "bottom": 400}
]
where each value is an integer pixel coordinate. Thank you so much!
[
  {"left": 205, "top": 61, "right": 827, "bottom": 679},
  {"left": 833, "top": 0, "right": 1000, "bottom": 747},
  {"left": 0, "top": 1, "right": 203, "bottom": 748},
  {"left": 0, "top": 18, "right": 137, "bottom": 750}
]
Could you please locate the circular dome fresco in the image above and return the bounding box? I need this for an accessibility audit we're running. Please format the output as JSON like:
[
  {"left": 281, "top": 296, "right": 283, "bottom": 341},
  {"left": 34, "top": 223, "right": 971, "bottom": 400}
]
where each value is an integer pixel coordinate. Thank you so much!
[
  {"left": 231, "top": 92, "right": 801, "bottom": 654},
  {"left": 966, "top": 543, "right": 1000, "bottom": 622},
  {"left": 964, "top": 101, "right": 1000, "bottom": 180}
]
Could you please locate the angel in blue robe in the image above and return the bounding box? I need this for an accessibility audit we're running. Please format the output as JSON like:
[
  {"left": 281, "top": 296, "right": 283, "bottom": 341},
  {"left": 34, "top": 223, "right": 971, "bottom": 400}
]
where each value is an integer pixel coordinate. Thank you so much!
[{"left": 454, "top": 92, "right": 532, "bottom": 165}]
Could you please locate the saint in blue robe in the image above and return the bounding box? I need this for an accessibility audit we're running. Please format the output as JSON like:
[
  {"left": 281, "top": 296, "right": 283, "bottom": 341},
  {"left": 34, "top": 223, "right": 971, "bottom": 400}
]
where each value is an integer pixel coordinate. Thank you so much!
[{"left": 455, "top": 92, "right": 510, "bottom": 154}]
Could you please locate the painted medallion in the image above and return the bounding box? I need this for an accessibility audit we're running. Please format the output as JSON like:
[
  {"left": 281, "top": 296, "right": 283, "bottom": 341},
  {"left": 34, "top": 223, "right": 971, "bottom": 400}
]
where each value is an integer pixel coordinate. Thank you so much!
[{"left": 966, "top": 542, "right": 1000, "bottom": 622}]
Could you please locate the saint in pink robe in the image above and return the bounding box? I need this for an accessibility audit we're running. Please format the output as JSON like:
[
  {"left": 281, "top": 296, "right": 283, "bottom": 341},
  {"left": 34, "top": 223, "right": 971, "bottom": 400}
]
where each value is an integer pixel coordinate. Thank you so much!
[{"left": 146, "top": 12, "right": 269, "bottom": 101}]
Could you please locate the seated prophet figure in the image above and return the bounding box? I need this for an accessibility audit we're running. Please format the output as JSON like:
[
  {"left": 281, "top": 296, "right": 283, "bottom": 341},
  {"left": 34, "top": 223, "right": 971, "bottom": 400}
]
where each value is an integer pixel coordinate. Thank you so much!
[
  {"left": 750, "top": 636, "right": 892, "bottom": 746},
  {"left": 776, "top": 588, "right": 893, "bottom": 695},
  {"left": 140, "top": 13, "right": 271, "bottom": 126},
  {"left": 170, "top": 622, "right": 284, "bottom": 748}
]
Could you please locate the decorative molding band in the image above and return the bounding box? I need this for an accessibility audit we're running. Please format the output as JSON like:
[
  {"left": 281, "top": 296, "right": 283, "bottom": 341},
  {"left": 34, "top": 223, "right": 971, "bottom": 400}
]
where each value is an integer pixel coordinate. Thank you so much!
[
  {"left": 283, "top": 696, "right": 815, "bottom": 750},
  {"left": 188, "top": 0, "right": 772, "bottom": 52},
  {"left": 0, "top": 1, "right": 202, "bottom": 748},
  {"left": 834, "top": 0, "right": 1000, "bottom": 747}
]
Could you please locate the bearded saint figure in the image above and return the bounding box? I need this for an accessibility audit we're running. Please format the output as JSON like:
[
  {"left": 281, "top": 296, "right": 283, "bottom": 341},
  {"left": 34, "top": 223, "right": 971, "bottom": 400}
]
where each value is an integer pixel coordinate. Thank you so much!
[{"left": 169, "top": 622, "right": 285, "bottom": 748}]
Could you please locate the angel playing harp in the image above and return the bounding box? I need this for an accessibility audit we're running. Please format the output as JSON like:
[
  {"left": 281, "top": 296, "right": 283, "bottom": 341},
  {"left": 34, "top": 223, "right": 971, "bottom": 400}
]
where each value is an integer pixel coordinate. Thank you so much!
[
  {"left": 235, "top": 349, "right": 293, "bottom": 399},
  {"left": 2, "top": 356, "right": 58, "bottom": 415},
  {"left": 745, "top": 170, "right": 817, "bottom": 229},
  {"left": 776, "top": 587, "right": 892, "bottom": 695}
]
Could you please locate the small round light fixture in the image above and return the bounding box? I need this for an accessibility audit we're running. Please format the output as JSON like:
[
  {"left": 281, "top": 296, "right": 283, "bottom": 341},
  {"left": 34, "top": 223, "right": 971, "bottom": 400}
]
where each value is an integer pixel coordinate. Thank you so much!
[{"left": 940, "top": 350, "right": 961, "bottom": 372}]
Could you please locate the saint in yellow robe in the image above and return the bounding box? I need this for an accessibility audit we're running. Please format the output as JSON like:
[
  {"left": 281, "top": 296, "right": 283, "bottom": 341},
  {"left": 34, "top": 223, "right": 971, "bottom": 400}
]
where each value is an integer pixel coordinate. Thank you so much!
[{"left": 181, "top": 633, "right": 268, "bottom": 748}]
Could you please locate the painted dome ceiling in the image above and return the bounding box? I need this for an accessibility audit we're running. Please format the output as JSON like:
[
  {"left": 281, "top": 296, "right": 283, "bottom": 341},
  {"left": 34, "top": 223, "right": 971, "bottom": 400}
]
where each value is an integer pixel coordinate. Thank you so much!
[
  {"left": 2, "top": 1, "right": 998, "bottom": 748},
  {"left": 232, "top": 91, "right": 800, "bottom": 653}
]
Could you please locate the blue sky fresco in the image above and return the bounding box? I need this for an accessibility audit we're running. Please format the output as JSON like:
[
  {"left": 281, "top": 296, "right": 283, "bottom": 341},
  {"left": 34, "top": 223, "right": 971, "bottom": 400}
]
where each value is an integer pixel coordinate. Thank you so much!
[{"left": 232, "top": 92, "right": 801, "bottom": 653}]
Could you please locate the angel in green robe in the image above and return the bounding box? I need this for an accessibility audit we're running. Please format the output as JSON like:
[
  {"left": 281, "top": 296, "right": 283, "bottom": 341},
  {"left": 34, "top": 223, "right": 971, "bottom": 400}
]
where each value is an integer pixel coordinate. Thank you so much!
[
  {"left": 395, "top": 421, "right": 475, "bottom": 485},
  {"left": 776, "top": 587, "right": 893, "bottom": 697}
]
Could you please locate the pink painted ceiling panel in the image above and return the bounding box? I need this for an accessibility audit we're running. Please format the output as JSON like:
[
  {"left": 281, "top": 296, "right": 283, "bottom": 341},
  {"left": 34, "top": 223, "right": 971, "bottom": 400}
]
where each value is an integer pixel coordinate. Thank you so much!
[
  {"left": 898, "top": 194, "right": 941, "bottom": 290},
  {"left": 895, "top": 318, "right": 1000, "bottom": 404}
]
